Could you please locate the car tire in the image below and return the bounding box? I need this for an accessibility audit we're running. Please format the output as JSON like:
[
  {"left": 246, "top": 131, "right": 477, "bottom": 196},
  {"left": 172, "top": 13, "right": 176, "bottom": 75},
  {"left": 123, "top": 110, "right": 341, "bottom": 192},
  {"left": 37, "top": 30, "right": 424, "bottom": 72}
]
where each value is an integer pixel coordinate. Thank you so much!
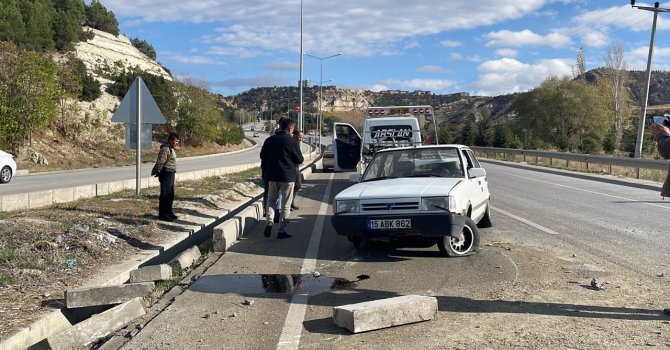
[
  {"left": 478, "top": 202, "right": 492, "bottom": 228},
  {"left": 437, "top": 217, "right": 479, "bottom": 257},
  {"left": 350, "top": 235, "right": 368, "bottom": 250},
  {"left": 0, "top": 166, "right": 12, "bottom": 184}
]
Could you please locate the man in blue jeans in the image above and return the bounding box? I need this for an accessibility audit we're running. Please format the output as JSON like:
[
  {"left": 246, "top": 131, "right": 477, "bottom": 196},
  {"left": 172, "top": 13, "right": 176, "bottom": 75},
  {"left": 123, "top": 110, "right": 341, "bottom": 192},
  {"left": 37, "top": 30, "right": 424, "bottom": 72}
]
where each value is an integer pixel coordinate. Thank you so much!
[{"left": 260, "top": 118, "right": 304, "bottom": 239}]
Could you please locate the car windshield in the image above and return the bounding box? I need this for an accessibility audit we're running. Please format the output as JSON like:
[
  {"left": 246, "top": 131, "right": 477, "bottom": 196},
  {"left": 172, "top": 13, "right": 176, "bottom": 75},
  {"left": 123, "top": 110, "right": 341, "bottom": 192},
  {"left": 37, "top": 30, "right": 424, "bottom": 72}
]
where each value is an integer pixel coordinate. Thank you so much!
[{"left": 361, "top": 147, "right": 465, "bottom": 181}]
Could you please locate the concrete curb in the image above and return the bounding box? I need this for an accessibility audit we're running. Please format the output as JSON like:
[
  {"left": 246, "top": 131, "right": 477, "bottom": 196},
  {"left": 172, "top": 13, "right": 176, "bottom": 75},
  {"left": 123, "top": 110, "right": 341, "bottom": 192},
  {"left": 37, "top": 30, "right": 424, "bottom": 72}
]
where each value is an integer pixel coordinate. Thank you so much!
[{"left": 0, "top": 148, "right": 323, "bottom": 350}]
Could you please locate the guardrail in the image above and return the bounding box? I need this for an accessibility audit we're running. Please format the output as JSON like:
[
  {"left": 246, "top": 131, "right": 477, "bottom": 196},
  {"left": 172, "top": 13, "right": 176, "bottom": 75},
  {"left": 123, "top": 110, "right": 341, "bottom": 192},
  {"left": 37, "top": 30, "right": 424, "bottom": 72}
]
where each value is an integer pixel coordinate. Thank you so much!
[{"left": 470, "top": 146, "right": 669, "bottom": 179}]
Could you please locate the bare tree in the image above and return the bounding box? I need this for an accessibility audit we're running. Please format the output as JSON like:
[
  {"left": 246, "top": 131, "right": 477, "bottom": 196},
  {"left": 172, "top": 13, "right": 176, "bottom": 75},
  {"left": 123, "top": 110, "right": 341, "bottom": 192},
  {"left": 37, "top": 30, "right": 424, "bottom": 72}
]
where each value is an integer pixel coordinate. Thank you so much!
[
  {"left": 603, "top": 41, "right": 630, "bottom": 147},
  {"left": 576, "top": 47, "right": 586, "bottom": 78}
]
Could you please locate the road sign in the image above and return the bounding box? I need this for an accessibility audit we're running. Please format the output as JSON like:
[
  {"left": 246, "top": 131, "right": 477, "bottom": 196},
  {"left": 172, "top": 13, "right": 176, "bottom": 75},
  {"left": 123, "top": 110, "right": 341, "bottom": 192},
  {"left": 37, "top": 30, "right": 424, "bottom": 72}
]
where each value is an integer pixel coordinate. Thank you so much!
[
  {"left": 294, "top": 103, "right": 300, "bottom": 113},
  {"left": 110, "top": 76, "right": 166, "bottom": 196},
  {"left": 111, "top": 77, "right": 166, "bottom": 124},
  {"left": 125, "top": 124, "right": 153, "bottom": 149}
]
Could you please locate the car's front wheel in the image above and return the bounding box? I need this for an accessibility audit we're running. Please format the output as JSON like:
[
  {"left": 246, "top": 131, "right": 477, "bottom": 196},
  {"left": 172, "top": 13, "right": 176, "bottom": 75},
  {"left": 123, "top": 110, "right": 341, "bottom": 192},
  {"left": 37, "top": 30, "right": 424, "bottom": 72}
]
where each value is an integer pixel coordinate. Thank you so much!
[
  {"left": 437, "top": 217, "right": 479, "bottom": 257},
  {"left": 478, "top": 202, "right": 492, "bottom": 228},
  {"left": 0, "top": 166, "right": 12, "bottom": 183}
]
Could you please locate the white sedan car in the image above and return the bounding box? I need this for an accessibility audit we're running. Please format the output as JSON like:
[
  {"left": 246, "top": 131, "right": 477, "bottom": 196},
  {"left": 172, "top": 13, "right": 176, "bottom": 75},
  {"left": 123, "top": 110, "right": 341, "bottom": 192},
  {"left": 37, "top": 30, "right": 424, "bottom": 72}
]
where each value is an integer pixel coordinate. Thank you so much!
[
  {"left": 331, "top": 145, "right": 491, "bottom": 257},
  {"left": 0, "top": 150, "right": 17, "bottom": 184}
]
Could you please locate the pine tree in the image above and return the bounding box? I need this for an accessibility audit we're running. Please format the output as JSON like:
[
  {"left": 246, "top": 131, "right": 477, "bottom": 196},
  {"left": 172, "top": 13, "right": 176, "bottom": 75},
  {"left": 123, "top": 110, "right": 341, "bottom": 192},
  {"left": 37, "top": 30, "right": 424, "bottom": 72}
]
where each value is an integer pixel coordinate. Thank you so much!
[{"left": 0, "top": 0, "right": 26, "bottom": 44}]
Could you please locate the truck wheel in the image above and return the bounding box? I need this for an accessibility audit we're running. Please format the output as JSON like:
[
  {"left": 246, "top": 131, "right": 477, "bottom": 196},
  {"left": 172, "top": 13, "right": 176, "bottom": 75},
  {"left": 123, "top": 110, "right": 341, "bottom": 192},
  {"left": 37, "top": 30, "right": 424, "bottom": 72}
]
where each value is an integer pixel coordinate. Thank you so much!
[{"left": 437, "top": 218, "right": 479, "bottom": 257}]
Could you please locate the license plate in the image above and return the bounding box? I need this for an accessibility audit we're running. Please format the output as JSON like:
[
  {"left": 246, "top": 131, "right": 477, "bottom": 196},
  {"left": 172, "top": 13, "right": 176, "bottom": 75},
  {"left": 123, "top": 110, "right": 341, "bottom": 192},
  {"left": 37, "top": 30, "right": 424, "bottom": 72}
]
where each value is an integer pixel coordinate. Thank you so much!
[{"left": 367, "top": 219, "right": 411, "bottom": 230}]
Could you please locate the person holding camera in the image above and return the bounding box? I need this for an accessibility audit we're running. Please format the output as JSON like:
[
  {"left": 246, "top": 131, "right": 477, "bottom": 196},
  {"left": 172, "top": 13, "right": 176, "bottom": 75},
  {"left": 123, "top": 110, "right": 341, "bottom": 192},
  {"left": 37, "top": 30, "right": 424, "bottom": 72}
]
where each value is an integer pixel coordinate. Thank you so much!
[
  {"left": 650, "top": 117, "right": 670, "bottom": 317},
  {"left": 151, "top": 132, "right": 180, "bottom": 222},
  {"left": 651, "top": 118, "right": 670, "bottom": 198}
]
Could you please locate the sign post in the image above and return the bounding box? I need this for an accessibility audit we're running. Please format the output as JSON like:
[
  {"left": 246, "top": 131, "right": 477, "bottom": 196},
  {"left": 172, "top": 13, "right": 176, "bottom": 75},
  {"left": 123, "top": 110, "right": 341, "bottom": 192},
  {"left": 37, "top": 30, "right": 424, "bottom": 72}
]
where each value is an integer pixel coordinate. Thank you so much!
[{"left": 111, "top": 76, "right": 166, "bottom": 195}]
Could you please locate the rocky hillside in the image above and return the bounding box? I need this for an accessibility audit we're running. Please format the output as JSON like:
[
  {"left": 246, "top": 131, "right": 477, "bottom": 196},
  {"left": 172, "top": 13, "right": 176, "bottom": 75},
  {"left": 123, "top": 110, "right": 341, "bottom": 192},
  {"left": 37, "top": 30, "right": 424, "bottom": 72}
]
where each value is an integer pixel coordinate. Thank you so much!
[{"left": 231, "top": 68, "right": 670, "bottom": 126}]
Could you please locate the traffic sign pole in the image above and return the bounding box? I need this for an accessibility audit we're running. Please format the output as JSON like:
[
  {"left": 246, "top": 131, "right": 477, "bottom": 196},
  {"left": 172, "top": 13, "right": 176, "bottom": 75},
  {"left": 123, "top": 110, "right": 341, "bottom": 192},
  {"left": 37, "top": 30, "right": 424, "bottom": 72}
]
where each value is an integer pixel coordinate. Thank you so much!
[{"left": 136, "top": 77, "right": 142, "bottom": 195}]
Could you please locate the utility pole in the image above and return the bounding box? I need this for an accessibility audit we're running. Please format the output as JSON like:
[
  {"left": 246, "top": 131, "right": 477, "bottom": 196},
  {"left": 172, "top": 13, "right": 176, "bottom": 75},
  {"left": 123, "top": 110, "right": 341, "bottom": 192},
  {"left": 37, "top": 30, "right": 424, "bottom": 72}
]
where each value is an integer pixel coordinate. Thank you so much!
[
  {"left": 298, "top": 0, "right": 304, "bottom": 131},
  {"left": 632, "top": 1, "right": 670, "bottom": 158}
]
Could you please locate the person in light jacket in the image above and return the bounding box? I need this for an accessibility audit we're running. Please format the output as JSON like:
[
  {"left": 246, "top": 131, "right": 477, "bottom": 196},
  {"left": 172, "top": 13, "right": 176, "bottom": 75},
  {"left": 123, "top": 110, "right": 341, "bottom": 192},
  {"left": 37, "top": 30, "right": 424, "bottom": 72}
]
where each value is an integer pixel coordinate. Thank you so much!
[{"left": 151, "top": 133, "right": 180, "bottom": 222}]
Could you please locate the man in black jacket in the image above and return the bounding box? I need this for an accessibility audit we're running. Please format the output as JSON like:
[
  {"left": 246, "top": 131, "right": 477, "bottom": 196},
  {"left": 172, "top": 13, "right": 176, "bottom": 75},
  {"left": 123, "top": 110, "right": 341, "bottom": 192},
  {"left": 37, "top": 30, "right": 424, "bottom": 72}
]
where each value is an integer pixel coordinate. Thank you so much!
[{"left": 260, "top": 118, "right": 304, "bottom": 238}]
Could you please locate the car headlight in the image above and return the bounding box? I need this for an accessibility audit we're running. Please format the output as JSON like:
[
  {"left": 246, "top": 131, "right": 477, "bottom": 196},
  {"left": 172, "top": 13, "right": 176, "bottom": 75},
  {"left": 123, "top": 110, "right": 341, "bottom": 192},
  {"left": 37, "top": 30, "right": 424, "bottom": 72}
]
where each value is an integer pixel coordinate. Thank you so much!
[
  {"left": 335, "top": 200, "right": 359, "bottom": 214},
  {"left": 420, "top": 196, "right": 456, "bottom": 212}
]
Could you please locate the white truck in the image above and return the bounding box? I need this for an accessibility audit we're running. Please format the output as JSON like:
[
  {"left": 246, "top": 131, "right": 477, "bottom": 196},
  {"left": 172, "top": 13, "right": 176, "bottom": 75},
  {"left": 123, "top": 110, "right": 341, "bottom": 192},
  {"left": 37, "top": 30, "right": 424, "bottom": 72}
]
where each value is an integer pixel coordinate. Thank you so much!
[{"left": 331, "top": 105, "right": 439, "bottom": 172}]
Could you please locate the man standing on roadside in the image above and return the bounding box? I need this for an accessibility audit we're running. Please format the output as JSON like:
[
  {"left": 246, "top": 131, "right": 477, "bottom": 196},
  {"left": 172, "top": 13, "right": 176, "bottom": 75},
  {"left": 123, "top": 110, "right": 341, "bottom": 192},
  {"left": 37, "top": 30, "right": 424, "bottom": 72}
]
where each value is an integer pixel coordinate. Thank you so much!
[
  {"left": 260, "top": 118, "right": 304, "bottom": 239},
  {"left": 151, "top": 132, "right": 180, "bottom": 222}
]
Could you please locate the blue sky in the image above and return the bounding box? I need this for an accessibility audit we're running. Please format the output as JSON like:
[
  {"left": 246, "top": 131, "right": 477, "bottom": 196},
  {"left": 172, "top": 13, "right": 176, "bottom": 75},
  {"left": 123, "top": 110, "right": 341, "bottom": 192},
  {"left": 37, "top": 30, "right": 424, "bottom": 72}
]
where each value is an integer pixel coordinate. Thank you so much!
[{"left": 102, "top": 0, "right": 670, "bottom": 97}]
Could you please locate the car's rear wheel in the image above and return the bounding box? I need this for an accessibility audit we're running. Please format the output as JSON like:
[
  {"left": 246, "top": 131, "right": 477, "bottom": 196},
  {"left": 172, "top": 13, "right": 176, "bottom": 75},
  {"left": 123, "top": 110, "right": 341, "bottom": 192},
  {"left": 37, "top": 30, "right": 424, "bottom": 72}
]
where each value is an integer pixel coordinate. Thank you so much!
[
  {"left": 437, "top": 217, "right": 479, "bottom": 257},
  {"left": 0, "top": 166, "right": 12, "bottom": 183},
  {"left": 478, "top": 202, "right": 492, "bottom": 228}
]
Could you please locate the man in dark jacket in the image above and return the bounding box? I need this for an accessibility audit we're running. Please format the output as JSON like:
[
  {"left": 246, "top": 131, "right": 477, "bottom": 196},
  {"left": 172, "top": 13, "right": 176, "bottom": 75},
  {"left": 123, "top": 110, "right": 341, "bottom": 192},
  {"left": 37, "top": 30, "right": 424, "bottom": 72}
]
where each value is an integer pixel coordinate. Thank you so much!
[
  {"left": 260, "top": 118, "right": 304, "bottom": 238},
  {"left": 651, "top": 120, "right": 670, "bottom": 317},
  {"left": 151, "top": 133, "right": 180, "bottom": 222}
]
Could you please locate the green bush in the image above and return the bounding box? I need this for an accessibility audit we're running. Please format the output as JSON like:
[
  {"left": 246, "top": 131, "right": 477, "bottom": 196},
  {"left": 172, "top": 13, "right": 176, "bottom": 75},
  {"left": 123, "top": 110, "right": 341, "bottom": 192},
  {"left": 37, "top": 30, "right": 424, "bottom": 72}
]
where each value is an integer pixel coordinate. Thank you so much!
[
  {"left": 579, "top": 137, "right": 602, "bottom": 154},
  {"left": 130, "top": 38, "right": 156, "bottom": 60}
]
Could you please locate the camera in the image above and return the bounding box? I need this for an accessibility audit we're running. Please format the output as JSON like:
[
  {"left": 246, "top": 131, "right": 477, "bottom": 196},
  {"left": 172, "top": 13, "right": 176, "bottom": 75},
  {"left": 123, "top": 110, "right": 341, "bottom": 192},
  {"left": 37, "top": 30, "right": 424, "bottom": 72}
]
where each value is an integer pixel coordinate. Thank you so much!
[{"left": 652, "top": 115, "right": 670, "bottom": 127}]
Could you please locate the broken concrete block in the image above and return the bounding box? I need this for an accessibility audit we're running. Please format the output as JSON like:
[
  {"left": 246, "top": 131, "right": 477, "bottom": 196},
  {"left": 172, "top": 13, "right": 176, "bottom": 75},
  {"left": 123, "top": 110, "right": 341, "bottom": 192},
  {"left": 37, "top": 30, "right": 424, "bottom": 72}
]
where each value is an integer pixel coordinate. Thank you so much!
[
  {"left": 168, "top": 245, "right": 201, "bottom": 271},
  {"left": 65, "top": 282, "right": 154, "bottom": 308},
  {"left": 333, "top": 295, "right": 437, "bottom": 333},
  {"left": 47, "top": 298, "right": 146, "bottom": 350},
  {"left": 129, "top": 264, "right": 173, "bottom": 283}
]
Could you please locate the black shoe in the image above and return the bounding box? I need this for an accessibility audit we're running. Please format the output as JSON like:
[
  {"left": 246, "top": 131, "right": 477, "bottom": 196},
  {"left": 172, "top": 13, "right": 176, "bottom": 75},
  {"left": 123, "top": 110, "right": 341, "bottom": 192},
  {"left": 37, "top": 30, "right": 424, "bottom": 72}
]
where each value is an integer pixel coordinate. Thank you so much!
[
  {"left": 159, "top": 215, "right": 174, "bottom": 222},
  {"left": 291, "top": 203, "right": 299, "bottom": 210},
  {"left": 277, "top": 231, "right": 293, "bottom": 239},
  {"left": 264, "top": 225, "right": 272, "bottom": 237},
  {"left": 168, "top": 213, "right": 179, "bottom": 220},
  {"left": 663, "top": 308, "right": 670, "bottom": 316}
]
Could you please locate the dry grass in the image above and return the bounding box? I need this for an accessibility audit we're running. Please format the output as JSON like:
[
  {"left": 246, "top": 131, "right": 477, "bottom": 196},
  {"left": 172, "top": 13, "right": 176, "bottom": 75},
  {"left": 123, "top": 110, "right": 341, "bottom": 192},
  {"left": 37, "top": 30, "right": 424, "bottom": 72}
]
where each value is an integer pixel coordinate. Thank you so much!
[{"left": 0, "top": 167, "right": 262, "bottom": 340}]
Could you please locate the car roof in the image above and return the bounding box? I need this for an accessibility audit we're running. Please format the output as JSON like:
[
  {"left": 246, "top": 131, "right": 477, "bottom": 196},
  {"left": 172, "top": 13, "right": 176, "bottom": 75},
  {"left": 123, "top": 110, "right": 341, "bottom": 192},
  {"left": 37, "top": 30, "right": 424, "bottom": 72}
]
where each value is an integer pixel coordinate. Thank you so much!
[{"left": 373, "top": 144, "right": 469, "bottom": 154}]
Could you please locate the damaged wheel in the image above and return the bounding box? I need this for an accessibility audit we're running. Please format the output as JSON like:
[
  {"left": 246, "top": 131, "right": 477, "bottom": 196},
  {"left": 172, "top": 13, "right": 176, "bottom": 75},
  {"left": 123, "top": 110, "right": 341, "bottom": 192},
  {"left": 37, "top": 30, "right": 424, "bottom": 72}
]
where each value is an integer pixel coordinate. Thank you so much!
[{"left": 437, "top": 217, "right": 479, "bottom": 257}]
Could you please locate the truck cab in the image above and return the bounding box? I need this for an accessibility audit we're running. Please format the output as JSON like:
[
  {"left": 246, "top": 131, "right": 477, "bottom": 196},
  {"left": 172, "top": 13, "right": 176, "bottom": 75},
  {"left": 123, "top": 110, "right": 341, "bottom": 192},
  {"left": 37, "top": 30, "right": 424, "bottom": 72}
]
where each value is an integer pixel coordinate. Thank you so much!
[{"left": 332, "top": 105, "right": 438, "bottom": 172}]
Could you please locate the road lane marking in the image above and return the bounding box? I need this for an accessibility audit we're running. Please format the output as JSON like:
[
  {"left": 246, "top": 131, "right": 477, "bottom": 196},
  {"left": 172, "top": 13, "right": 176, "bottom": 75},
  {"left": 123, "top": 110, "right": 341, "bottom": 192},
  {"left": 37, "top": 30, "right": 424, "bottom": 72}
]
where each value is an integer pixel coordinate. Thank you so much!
[
  {"left": 499, "top": 171, "right": 670, "bottom": 210},
  {"left": 276, "top": 172, "right": 334, "bottom": 350},
  {"left": 492, "top": 207, "right": 560, "bottom": 235}
]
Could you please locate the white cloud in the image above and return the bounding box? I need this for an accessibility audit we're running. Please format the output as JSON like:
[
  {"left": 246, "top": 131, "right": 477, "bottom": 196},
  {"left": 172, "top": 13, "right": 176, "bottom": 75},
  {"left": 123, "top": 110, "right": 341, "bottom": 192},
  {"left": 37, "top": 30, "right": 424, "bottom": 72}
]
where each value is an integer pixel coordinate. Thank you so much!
[
  {"left": 370, "top": 84, "right": 389, "bottom": 92},
  {"left": 105, "top": 0, "right": 548, "bottom": 57},
  {"left": 375, "top": 78, "right": 457, "bottom": 92},
  {"left": 417, "top": 65, "right": 444, "bottom": 73},
  {"left": 495, "top": 48, "right": 518, "bottom": 57},
  {"left": 263, "top": 60, "right": 299, "bottom": 71},
  {"left": 450, "top": 53, "right": 464, "bottom": 61},
  {"left": 626, "top": 45, "right": 670, "bottom": 71},
  {"left": 485, "top": 29, "right": 571, "bottom": 48},
  {"left": 440, "top": 40, "right": 463, "bottom": 48},
  {"left": 474, "top": 57, "right": 573, "bottom": 96},
  {"left": 162, "top": 52, "right": 224, "bottom": 65}
]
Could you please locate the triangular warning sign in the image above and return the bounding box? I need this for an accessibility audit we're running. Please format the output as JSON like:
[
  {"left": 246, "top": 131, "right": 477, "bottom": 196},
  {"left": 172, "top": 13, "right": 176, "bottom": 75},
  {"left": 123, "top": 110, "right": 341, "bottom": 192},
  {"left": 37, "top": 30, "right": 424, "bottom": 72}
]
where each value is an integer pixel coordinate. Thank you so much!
[{"left": 111, "top": 77, "right": 166, "bottom": 124}]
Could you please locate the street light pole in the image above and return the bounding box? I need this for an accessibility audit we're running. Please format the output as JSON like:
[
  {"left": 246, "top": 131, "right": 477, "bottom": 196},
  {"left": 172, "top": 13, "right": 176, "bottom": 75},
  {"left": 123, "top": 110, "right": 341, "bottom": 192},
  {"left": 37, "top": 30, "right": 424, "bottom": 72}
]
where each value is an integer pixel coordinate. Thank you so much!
[
  {"left": 632, "top": 1, "right": 670, "bottom": 158},
  {"left": 304, "top": 52, "right": 341, "bottom": 152},
  {"left": 298, "top": 0, "right": 304, "bottom": 131}
]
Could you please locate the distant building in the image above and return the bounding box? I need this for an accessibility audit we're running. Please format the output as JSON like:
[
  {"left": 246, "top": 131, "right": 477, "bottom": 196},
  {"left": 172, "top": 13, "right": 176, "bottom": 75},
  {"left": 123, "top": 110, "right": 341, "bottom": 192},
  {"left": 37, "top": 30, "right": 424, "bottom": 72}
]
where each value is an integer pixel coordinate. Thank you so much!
[
  {"left": 297, "top": 80, "right": 313, "bottom": 88},
  {"left": 381, "top": 89, "right": 409, "bottom": 94},
  {"left": 413, "top": 90, "right": 430, "bottom": 95}
]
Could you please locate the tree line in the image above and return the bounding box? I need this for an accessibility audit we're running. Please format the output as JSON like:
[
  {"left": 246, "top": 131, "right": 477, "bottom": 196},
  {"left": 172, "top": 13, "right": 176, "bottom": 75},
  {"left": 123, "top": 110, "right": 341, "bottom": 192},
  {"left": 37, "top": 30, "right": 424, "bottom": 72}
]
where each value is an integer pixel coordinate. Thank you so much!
[{"left": 446, "top": 42, "right": 652, "bottom": 156}]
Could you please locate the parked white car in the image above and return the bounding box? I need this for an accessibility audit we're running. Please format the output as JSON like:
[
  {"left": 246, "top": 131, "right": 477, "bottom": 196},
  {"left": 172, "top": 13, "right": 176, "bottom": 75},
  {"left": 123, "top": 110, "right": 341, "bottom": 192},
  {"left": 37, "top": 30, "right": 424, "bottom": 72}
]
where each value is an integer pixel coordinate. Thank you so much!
[
  {"left": 0, "top": 150, "right": 17, "bottom": 184},
  {"left": 331, "top": 145, "right": 491, "bottom": 257}
]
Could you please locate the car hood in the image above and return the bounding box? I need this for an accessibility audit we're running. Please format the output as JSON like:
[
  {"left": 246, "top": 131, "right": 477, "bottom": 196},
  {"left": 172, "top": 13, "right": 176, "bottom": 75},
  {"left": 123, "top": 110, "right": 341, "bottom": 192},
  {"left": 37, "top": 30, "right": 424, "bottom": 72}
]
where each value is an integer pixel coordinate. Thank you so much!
[{"left": 336, "top": 177, "right": 462, "bottom": 200}]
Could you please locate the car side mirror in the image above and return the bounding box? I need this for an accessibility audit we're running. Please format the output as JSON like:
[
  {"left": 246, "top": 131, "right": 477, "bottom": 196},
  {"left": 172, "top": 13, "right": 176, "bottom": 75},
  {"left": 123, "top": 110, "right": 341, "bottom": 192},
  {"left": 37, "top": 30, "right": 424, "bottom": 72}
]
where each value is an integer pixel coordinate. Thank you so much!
[
  {"left": 349, "top": 173, "right": 361, "bottom": 183},
  {"left": 468, "top": 168, "right": 486, "bottom": 178}
]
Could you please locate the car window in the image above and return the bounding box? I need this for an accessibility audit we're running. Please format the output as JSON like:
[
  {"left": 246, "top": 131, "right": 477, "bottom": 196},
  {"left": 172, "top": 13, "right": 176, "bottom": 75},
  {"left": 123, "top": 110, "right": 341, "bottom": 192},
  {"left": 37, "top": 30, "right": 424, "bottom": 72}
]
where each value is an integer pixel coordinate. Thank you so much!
[
  {"left": 466, "top": 150, "right": 481, "bottom": 168},
  {"left": 361, "top": 147, "right": 464, "bottom": 181},
  {"left": 460, "top": 150, "right": 473, "bottom": 170}
]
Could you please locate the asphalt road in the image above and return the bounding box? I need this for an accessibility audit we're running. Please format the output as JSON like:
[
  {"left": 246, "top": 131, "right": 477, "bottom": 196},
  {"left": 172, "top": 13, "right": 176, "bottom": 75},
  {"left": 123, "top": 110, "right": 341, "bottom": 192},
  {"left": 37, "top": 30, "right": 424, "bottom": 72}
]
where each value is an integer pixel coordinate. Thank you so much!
[
  {"left": 0, "top": 131, "right": 268, "bottom": 196},
  {"left": 118, "top": 161, "right": 670, "bottom": 349}
]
